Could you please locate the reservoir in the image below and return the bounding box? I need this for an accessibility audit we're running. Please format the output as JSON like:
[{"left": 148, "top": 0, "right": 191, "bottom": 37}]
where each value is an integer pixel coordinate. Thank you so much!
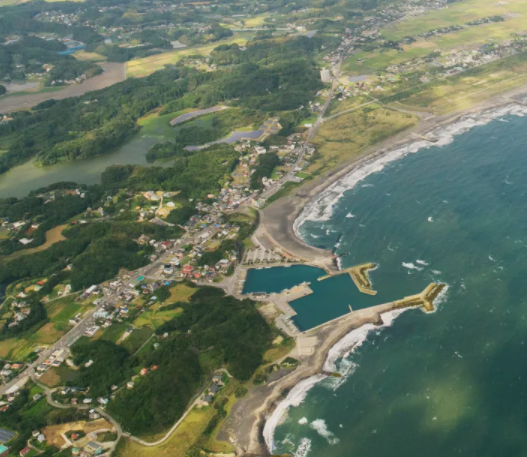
[
  {"left": 270, "top": 106, "right": 527, "bottom": 457},
  {"left": 0, "top": 136, "right": 160, "bottom": 198}
]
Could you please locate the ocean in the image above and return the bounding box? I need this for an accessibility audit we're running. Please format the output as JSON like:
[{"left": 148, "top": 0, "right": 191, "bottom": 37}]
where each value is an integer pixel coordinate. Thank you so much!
[{"left": 266, "top": 104, "right": 527, "bottom": 457}]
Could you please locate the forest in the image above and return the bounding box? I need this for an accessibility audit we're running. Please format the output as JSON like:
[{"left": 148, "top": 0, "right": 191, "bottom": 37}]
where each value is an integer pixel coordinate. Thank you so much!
[
  {"left": 0, "top": 36, "right": 100, "bottom": 81},
  {"left": 0, "top": 218, "right": 183, "bottom": 290},
  {"left": 101, "top": 144, "right": 238, "bottom": 199},
  {"left": 0, "top": 34, "right": 321, "bottom": 174},
  {"left": 107, "top": 287, "right": 273, "bottom": 435}
]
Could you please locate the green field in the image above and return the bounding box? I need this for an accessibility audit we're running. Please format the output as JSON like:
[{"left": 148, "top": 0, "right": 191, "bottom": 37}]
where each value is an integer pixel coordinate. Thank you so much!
[
  {"left": 383, "top": 51, "right": 527, "bottom": 114},
  {"left": 133, "top": 308, "right": 183, "bottom": 330},
  {"left": 345, "top": 0, "right": 527, "bottom": 75},
  {"left": 98, "top": 322, "right": 129, "bottom": 343},
  {"left": 382, "top": 0, "right": 527, "bottom": 40},
  {"left": 126, "top": 34, "right": 250, "bottom": 78},
  {"left": 120, "top": 327, "right": 153, "bottom": 353},
  {"left": 310, "top": 104, "right": 417, "bottom": 175}
]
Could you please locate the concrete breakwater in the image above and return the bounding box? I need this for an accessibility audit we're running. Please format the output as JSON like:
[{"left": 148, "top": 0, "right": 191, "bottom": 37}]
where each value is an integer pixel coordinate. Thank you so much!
[
  {"left": 224, "top": 282, "right": 446, "bottom": 455},
  {"left": 318, "top": 262, "right": 377, "bottom": 295}
]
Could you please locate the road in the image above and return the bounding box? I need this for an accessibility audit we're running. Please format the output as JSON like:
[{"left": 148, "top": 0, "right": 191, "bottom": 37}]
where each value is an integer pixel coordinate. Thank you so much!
[
  {"left": 0, "top": 38, "right": 352, "bottom": 453},
  {"left": 31, "top": 373, "right": 123, "bottom": 455},
  {"left": 261, "top": 58, "right": 345, "bottom": 200},
  {"left": 0, "top": 306, "right": 97, "bottom": 396}
]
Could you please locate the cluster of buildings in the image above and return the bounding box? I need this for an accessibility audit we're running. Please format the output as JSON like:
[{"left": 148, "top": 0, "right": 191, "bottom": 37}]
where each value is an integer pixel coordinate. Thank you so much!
[
  {"left": 198, "top": 374, "right": 225, "bottom": 407},
  {"left": 0, "top": 362, "right": 24, "bottom": 385},
  {"left": 4, "top": 300, "right": 32, "bottom": 329},
  {"left": 35, "top": 348, "right": 68, "bottom": 376}
]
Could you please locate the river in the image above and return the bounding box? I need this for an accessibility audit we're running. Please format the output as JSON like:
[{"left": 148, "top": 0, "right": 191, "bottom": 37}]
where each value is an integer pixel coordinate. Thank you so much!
[{"left": 264, "top": 104, "right": 527, "bottom": 457}]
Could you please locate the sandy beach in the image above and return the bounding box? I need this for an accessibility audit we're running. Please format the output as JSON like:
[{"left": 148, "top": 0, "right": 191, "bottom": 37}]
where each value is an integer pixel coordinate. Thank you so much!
[
  {"left": 230, "top": 82, "right": 527, "bottom": 456},
  {"left": 222, "top": 302, "right": 395, "bottom": 455},
  {"left": 260, "top": 83, "right": 527, "bottom": 264}
]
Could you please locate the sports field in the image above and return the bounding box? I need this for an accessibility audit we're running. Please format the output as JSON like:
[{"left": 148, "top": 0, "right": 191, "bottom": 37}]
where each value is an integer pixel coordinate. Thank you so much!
[{"left": 126, "top": 34, "right": 249, "bottom": 78}]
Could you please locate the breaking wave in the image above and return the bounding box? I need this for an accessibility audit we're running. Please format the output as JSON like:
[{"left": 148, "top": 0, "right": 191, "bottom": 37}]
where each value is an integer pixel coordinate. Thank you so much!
[
  {"left": 293, "top": 103, "right": 527, "bottom": 240},
  {"left": 294, "top": 438, "right": 312, "bottom": 457},
  {"left": 310, "top": 419, "right": 339, "bottom": 445},
  {"left": 263, "top": 374, "right": 327, "bottom": 453},
  {"left": 324, "top": 308, "right": 407, "bottom": 373},
  {"left": 402, "top": 262, "right": 423, "bottom": 271}
]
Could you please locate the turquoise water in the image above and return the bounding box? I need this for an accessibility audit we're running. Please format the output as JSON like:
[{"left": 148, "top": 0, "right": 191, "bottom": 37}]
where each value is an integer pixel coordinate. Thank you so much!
[
  {"left": 242, "top": 265, "right": 378, "bottom": 330},
  {"left": 242, "top": 265, "right": 325, "bottom": 295},
  {"left": 271, "top": 110, "right": 527, "bottom": 457}
]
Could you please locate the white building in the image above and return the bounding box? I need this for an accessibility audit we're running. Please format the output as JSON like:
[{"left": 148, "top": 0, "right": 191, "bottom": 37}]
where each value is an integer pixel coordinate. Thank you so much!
[{"left": 320, "top": 68, "right": 331, "bottom": 83}]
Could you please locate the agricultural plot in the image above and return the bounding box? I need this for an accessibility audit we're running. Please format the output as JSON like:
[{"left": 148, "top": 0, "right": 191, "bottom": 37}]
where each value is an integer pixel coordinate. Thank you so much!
[
  {"left": 345, "top": 0, "right": 527, "bottom": 75},
  {"left": 133, "top": 307, "right": 183, "bottom": 330},
  {"left": 125, "top": 34, "right": 249, "bottom": 78},
  {"left": 389, "top": 52, "right": 527, "bottom": 113},
  {"left": 382, "top": 0, "right": 527, "bottom": 40}
]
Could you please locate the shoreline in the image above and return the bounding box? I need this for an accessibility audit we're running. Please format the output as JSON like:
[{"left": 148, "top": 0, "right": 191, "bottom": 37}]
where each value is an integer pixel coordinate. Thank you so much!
[
  {"left": 236, "top": 83, "right": 527, "bottom": 456},
  {"left": 260, "top": 83, "right": 527, "bottom": 264}
]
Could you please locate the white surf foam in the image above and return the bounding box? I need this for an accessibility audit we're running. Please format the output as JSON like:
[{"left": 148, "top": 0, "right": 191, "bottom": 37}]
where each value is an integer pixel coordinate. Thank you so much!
[
  {"left": 346, "top": 213, "right": 355, "bottom": 218},
  {"left": 298, "top": 417, "right": 308, "bottom": 425},
  {"left": 310, "top": 419, "right": 339, "bottom": 445},
  {"left": 293, "top": 103, "right": 527, "bottom": 240},
  {"left": 264, "top": 307, "right": 421, "bottom": 454},
  {"left": 263, "top": 374, "right": 327, "bottom": 452},
  {"left": 416, "top": 259, "right": 429, "bottom": 266},
  {"left": 324, "top": 308, "right": 407, "bottom": 372},
  {"left": 402, "top": 262, "right": 423, "bottom": 271},
  {"left": 294, "top": 438, "right": 312, "bottom": 457},
  {"left": 432, "top": 284, "right": 450, "bottom": 310}
]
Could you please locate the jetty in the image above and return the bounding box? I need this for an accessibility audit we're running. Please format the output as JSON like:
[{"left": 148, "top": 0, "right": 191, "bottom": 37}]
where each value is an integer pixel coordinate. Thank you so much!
[
  {"left": 392, "top": 282, "right": 445, "bottom": 313},
  {"left": 318, "top": 262, "right": 377, "bottom": 295}
]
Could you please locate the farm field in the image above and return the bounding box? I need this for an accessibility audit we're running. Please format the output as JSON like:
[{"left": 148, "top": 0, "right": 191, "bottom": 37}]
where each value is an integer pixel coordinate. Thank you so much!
[
  {"left": 0, "top": 295, "right": 92, "bottom": 360},
  {"left": 385, "top": 51, "right": 527, "bottom": 114},
  {"left": 120, "top": 327, "right": 153, "bottom": 353},
  {"left": 382, "top": 0, "right": 527, "bottom": 40},
  {"left": 73, "top": 50, "right": 107, "bottom": 62},
  {"left": 133, "top": 307, "right": 183, "bottom": 330},
  {"left": 243, "top": 12, "right": 270, "bottom": 27},
  {"left": 344, "top": 0, "right": 527, "bottom": 75},
  {"left": 3, "top": 225, "right": 67, "bottom": 262},
  {"left": 125, "top": 34, "right": 249, "bottom": 78}
]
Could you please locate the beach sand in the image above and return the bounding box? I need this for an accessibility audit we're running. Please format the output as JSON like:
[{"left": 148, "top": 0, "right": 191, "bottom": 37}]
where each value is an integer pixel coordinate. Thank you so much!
[
  {"left": 259, "top": 84, "right": 527, "bottom": 266},
  {"left": 226, "top": 82, "right": 527, "bottom": 457}
]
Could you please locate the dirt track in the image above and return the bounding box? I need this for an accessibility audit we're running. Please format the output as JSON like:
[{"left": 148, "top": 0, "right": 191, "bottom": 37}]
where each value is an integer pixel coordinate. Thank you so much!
[{"left": 0, "top": 62, "right": 125, "bottom": 114}]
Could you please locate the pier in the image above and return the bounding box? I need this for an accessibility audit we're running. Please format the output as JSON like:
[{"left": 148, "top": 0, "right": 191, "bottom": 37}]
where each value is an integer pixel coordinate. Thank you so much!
[{"left": 318, "top": 262, "right": 377, "bottom": 295}]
